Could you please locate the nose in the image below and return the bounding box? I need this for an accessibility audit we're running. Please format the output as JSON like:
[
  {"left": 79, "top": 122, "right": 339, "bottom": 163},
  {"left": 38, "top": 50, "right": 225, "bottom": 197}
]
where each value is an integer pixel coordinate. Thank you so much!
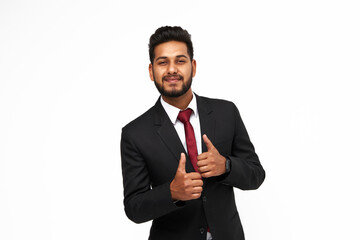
[{"left": 167, "top": 62, "right": 177, "bottom": 74}]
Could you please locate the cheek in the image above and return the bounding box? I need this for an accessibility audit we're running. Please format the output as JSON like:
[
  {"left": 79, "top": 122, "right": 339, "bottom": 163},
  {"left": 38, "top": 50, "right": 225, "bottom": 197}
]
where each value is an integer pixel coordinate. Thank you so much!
[
  {"left": 152, "top": 68, "right": 162, "bottom": 81},
  {"left": 184, "top": 67, "right": 193, "bottom": 78},
  {"left": 155, "top": 71, "right": 164, "bottom": 81}
]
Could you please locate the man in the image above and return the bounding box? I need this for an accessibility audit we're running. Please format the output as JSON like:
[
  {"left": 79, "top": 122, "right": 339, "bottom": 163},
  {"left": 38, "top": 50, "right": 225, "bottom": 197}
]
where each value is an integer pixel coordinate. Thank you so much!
[{"left": 121, "top": 26, "right": 265, "bottom": 240}]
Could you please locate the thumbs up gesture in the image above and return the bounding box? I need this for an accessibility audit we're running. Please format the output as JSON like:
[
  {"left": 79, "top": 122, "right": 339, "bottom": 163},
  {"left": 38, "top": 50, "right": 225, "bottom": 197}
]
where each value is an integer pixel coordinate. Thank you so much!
[
  {"left": 170, "top": 153, "right": 203, "bottom": 201},
  {"left": 197, "top": 134, "right": 227, "bottom": 178}
]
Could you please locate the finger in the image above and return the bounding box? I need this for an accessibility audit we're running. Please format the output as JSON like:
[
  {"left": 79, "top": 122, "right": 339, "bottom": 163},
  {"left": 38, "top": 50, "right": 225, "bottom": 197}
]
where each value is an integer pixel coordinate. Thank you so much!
[
  {"left": 192, "top": 186, "right": 203, "bottom": 193},
  {"left": 192, "top": 179, "right": 204, "bottom": 187},
  {"left": 188, "top": 172, "right": 202, "bottom": 180},
  {"left": 197, "top": 159, "right": 208, "bottom": 167},
  {"left": 197, "top": 153, "right": 207, "bottom": 161},
  {"left": 201, "top": 171, "right": 212, "bottom": 178},
  {"left": 177, "top": 153, "right": 186, "bottom": 173},
  {"left": 198, "top": 166, "right": 211, "bottom": 174},
  {"left": 203, "top": 134, "right": 214, "bottom": 150},
  {"left": 191, "top": 193, "right": 201, "bottom": 199}
]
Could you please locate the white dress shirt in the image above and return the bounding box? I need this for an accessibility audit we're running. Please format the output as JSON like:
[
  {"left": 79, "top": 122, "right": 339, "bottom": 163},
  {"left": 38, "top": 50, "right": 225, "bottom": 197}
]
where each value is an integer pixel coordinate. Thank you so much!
[{"left": 160, "top": 92, "right": 202, "bottom": 155}]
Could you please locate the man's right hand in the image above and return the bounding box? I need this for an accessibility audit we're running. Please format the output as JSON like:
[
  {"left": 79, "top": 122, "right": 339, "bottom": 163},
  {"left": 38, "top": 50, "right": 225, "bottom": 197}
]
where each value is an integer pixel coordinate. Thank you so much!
[{"left": 170, "top": 153, "right": 203, "bottom": 201}]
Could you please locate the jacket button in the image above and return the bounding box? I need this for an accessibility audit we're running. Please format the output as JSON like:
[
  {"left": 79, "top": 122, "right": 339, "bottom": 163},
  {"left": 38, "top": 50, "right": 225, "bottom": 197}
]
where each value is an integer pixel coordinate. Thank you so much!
[
  {"left": 202, "top": 196, "right": 207, "bottom": 202},
  {"left": 200, "top": 227, "right": 205, "bottom": 234}
]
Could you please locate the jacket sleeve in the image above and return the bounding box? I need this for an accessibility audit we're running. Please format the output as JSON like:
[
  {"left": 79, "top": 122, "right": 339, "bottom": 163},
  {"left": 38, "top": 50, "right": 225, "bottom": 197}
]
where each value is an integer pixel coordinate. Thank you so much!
[
  {"left": 219, "top": 103, "right": 265, "bottom": 190},
  {"left": 120, "top": 128, "right": 181, "bottom": 223}
]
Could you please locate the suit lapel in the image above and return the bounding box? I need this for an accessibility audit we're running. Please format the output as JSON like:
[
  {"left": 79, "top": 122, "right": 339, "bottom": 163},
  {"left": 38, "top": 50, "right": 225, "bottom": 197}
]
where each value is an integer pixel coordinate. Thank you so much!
[
  {"left": 153, "top": 95, "right": 216, "bottom": 174},
  {"left": 153, "top": 98, "right": 195, "bottom": 172},
  {"left": 196, "top": 94, "right": 215, "bottom": 188},
  {"left": 196, "top": 94, "right": 216, "bottom": 153}
]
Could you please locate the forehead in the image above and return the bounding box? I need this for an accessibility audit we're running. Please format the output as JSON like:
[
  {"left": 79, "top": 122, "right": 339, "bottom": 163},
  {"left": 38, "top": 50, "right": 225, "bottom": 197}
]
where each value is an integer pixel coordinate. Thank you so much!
[{"left": 154, "top": 41, "right": 189, "bottom": 59}]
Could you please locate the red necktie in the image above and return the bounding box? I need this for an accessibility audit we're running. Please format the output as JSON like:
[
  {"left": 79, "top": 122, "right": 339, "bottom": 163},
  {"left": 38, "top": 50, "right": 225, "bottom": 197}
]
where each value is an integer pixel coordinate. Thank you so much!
[
  {"left": 178, "top": 109, "right": 209, "bottom": 232},
  {"left": 177, "top": 108, "right": 199, "bottom": 172}
]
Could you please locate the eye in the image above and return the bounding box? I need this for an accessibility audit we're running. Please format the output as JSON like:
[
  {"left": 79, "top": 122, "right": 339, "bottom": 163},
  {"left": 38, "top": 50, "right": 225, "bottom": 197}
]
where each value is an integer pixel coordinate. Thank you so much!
[{"left": 158, "top": 61, "right": 167, "bottom": 65}]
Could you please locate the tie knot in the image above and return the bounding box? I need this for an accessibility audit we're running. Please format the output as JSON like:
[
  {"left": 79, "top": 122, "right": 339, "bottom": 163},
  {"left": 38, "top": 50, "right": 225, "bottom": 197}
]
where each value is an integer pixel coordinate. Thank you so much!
[{"left": 177, "top": 108, "right": 193, "bottom": 123}]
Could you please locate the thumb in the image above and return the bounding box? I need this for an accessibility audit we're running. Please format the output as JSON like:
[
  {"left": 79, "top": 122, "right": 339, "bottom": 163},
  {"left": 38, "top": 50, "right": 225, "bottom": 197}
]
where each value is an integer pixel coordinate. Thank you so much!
[
  {"left": 203, "top": 134, "right": 214, "bottom": 150},
  {"left": 177, "top": 153, "right": 186, "bottom": 173}
]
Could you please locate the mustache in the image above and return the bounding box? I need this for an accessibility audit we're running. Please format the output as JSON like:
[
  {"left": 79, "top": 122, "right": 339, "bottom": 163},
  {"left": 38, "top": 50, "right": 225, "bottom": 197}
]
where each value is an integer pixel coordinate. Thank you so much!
[{"left": 162, "top": 74, "right": 184, "bottom": 81}]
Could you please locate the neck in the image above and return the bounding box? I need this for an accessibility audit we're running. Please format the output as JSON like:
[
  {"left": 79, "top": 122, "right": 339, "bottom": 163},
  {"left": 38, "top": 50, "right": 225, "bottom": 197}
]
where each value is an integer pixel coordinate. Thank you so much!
[{"left": 162, "top": 89, "right": 193, "bottom": 110}]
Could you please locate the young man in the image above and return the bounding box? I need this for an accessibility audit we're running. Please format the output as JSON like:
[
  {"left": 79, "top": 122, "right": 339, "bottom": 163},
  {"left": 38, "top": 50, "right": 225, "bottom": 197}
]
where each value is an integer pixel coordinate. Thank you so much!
[{"left": 121, "top": 26, "right": 265, "bottom": 240}]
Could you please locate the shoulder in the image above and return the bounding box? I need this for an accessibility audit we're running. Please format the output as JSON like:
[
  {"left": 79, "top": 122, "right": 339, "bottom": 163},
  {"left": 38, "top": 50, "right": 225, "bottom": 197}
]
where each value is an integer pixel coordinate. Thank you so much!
[
  {"left": 196, "top": 94, "right": 237, "bottom": 112},
  {"left": 122, "top": 105, "right": 155, "bottom": 136}
]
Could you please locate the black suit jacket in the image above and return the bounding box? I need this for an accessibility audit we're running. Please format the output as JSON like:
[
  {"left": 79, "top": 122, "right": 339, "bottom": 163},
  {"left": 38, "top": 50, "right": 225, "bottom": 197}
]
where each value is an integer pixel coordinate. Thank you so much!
[{"left": 121, "top": 94, "right": 265, "bottom": 240}]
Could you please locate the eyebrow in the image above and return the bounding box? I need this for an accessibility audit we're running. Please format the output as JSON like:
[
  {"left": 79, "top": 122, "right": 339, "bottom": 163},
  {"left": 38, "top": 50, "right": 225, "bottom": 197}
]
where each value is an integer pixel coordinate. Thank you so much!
[{"left": 155, "top": 55, "right": 189, "bottom": 62}]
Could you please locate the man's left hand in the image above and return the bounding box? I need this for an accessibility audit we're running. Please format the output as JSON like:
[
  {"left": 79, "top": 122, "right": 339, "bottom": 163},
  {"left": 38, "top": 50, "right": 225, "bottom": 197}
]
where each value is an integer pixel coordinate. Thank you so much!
[{"left": 197, "top": 134, "right": 226, "bottom": 178}]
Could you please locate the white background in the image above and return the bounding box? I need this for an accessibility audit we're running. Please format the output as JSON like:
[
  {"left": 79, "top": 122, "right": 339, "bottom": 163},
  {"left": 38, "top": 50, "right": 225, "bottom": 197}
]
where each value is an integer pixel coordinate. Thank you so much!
[{"left": 1, "top": 0, "right": 359, "bottom": 239}]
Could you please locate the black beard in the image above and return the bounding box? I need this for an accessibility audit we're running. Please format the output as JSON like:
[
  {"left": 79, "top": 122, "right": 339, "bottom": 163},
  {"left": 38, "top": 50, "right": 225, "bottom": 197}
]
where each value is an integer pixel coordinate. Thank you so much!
[{"left": 153, "top": 72, "right": 192, "bottom": 98}]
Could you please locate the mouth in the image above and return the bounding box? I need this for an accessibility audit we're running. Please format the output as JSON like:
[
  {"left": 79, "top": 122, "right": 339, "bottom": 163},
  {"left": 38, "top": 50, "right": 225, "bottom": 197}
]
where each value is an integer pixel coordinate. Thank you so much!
[{"left": 163, "top": 75, "right": 183, "bottom": 83}]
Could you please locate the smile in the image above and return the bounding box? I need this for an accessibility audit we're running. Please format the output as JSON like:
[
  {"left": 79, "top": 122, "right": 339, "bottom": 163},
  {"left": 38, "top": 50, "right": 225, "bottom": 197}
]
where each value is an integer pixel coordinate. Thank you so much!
[
  {"left": 163, "top": 75, "right": 183, "bottom": 83},
  {"left": 165, "top": 78, "right": 180, "bottom": 83}
]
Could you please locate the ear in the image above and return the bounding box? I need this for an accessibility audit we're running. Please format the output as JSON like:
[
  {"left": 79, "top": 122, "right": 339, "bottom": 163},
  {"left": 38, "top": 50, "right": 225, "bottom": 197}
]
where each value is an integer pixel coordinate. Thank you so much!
[
  {"left": 149, "top": 63, "right": 154, "bottom": 81},
  {"left": 191, "top": 59, "right": 197, "bottom": 78}
]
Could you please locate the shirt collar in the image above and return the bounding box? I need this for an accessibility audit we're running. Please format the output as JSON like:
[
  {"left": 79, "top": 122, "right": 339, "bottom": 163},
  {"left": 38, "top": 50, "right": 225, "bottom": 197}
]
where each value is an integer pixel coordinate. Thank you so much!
[{"left": 160, "top": 92, "right": 199, "bottom": 125}]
